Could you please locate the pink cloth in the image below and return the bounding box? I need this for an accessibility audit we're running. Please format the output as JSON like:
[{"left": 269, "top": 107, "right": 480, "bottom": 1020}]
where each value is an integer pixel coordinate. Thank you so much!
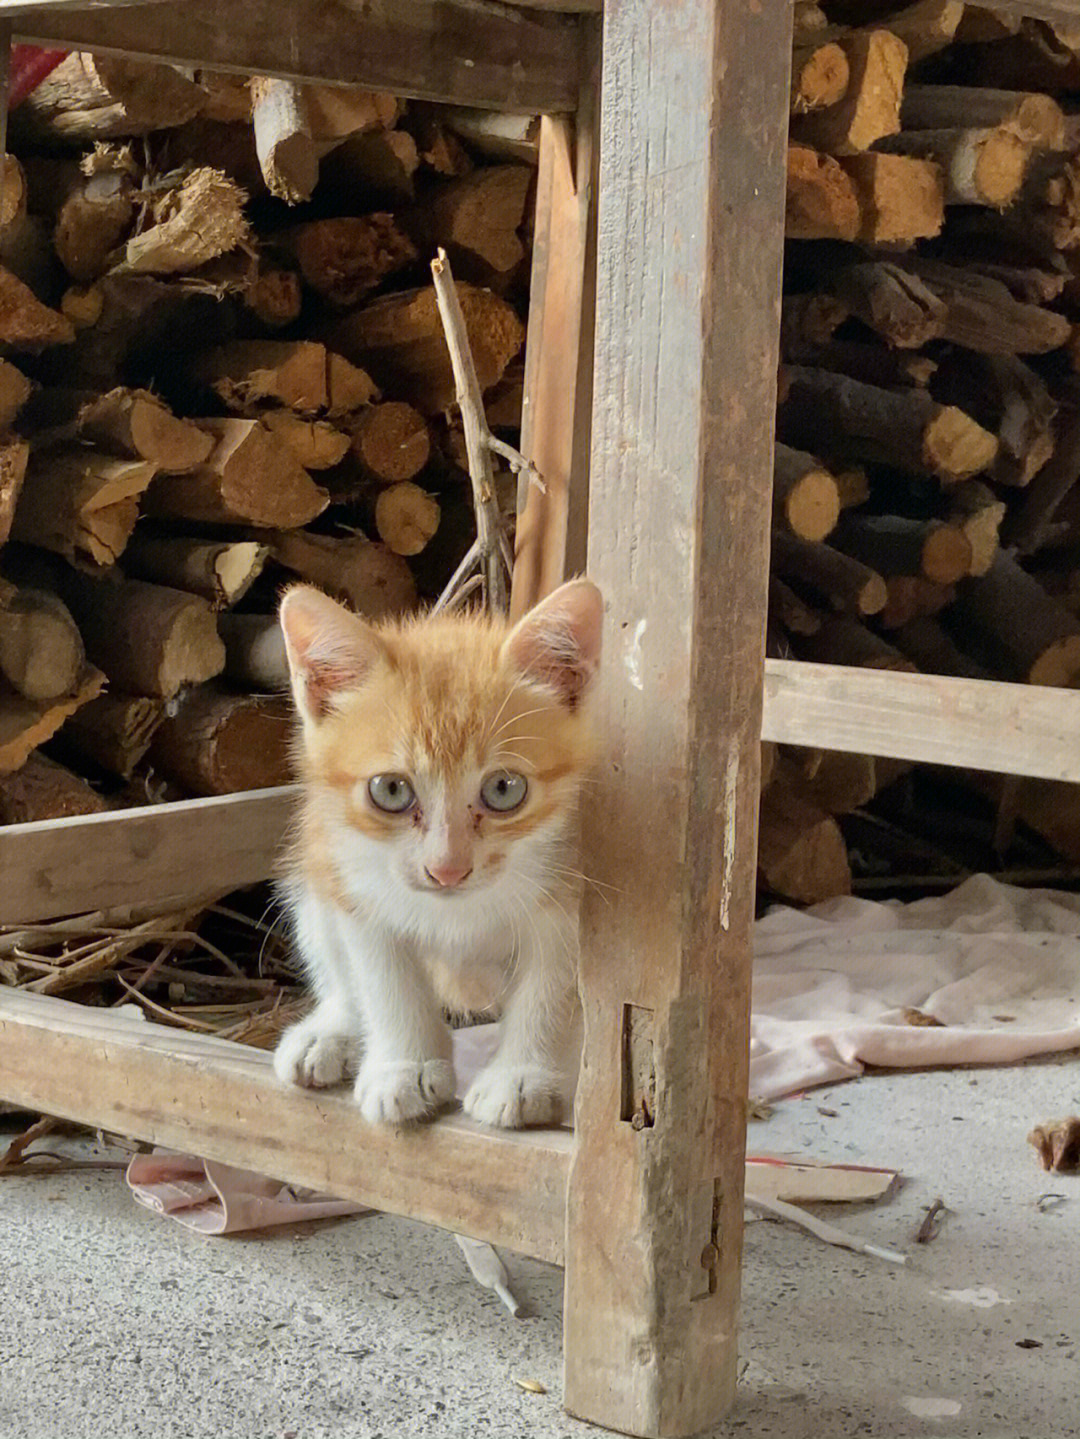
[{"left": 750, "top": 874, "right": 1080, "bottom": 1099}]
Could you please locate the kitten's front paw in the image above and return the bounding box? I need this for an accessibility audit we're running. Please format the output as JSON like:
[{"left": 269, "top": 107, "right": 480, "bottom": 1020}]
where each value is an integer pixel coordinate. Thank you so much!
[
  {"left": 274, "top": 1018, "right": 356, "bottom": 1089},
  {"left": 354, "top": 1059, "right": 456, "bottom": 1125},
  {"left": 463, "top": 1064, "right": 565, "bottom": 1129}
]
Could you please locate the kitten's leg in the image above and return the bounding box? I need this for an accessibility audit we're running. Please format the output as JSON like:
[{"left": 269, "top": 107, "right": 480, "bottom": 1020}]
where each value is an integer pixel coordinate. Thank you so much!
[
  {"left": 338, "top": 910, "right": 455, "bottom": 1125},
  {"left": 464, "top": 906, "right": 578, "bottom": 1129},
  {"left": 273, "top": 887, "right": 362, "bottom": 1089}
]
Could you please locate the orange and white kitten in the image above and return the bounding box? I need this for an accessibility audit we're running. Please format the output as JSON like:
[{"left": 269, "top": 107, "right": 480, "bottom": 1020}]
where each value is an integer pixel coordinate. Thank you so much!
[{"left": 273, "top": 578, "right": 603, "bottom": 1129}]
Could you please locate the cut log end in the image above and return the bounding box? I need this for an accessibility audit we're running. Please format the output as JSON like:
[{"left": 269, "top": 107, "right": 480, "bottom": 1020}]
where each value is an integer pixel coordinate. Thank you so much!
[
  {"left": 923, "top": 406, "right": 1000, "bottom": 482},
  {"left": 375, "top": 482, "right": 441, "bottom": 555},
  {"left": 352, "top": 402, "right": 431, "bottom": 484}
]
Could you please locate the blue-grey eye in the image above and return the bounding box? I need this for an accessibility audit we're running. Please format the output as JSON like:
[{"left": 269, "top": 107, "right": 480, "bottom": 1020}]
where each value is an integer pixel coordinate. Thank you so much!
[
  {"left": 368, "top": 775, "right": 416, "bottom": 813},
  {"left": 480, "top": 771, "right": 528, "bottom": 813}
]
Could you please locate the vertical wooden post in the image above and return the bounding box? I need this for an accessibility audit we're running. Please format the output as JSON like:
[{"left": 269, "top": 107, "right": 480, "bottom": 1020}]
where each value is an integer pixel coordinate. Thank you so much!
[
  {"left": 563, "top": 2, "right": 791, "bottom": 1436},
  {"left": 510, "top": 27, "right": 599, "bottom": 623}
]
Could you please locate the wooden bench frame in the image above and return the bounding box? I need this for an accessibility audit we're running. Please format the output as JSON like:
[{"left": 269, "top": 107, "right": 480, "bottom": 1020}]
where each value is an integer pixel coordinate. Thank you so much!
[{"left": 2, "top": 2, "right": 1079, "bottom": 1435}]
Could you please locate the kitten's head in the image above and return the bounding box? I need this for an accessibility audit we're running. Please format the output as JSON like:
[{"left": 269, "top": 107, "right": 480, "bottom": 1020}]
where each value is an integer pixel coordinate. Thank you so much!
[{"left": 280, "top": 579, "right": 603, "bottom": 936}]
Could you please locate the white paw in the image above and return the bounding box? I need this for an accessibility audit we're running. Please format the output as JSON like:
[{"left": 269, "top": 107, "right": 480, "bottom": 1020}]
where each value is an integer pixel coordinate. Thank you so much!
[
  {"left": 463, "top": 1064, "right": 565, "bottom": 1129},
  {"left": 354, "top": 1059, "right": 456, "bottom": 1125},
  {"left": 273, "top": 1018, "right": 357, "bottom": 1089}
]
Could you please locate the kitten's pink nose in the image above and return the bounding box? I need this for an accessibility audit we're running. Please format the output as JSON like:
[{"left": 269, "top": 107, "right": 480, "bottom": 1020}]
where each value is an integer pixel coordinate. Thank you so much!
[{"left": 425, "top": 862, "right": 473, "bottom": 889}]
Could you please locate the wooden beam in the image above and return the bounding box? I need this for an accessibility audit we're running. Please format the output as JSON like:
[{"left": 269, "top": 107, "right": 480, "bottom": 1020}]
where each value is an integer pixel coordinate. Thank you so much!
[
  {"left": 511, "top": 92, "right": 597, "bottom": 618},
  {"left": 763, "top": 659, "right": 1080, "bottom": 783},
  {"left": 0, "top": 987, "right": 572, "bottom": 1263},
  {"left": 0, "top": 785, "right": 297, "bottom": 923},
  {"left": 13, "top": 0, "right": 584, "bottom": 112},
  {"left": 563, "top": 0, "right": 791, "bottom": 1435}
]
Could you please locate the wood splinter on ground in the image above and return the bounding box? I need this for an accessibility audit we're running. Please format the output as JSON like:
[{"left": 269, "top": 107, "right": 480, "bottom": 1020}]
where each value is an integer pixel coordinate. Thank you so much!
[{"left": 1028, "top": 1116, "right": 1080, "bottom": 1173}]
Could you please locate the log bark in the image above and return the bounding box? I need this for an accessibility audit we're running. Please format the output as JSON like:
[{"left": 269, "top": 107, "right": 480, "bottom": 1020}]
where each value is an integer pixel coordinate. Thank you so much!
[
  {"left": 0, "top": 439, "right": 30, "bottom": 548},
  {"left": 780, "top": 291, "right": 850, "bottom": 350},
  {"left": 251, "top": 78, "right": 318, "bottom": 204},
  {"left": 282, "top": 215, "right": 416, "bottom": 307},
  {"left": 0, "top": 667, "right": 105, "bottom": 776},
  {"left": 374, "top": 481, "right": 441, "bottom": 555},
  {"left": 790, "top": 39, "right": 850, "bottom": 115},
  {"left": 782, "top": 747, "right": 879, "bottom": 815},
  {"left": 12, "top": 450, "right": 156, "bottom": 567},
  {"left": 772, "top": 532, "right": 888, "bottom": 615},
  {"left": 780, "top": 367, "right": 999, "bottom": 483},
  {"left": 883, "top": 0, "right": 965, "bottom": 62},
  {"left": 952, "top": 553, "right": 1080, "bottom": 687},
  {"left": 1006, "top": 402, "right": 1080, "bottom": 555},
  {"left": 786, "top": 145, "right": 861, "bottom": 241},
  {"left": 0, "top": 753, "right": 109, "bottom": 826},
  {"left": 790, "top": 29, "right": 908, "bottom": 155},
  {"left": 931, "top": 351, "right": 1057, "bottom": 487},
  {"left": 892, "top": 616, "right": 990, "bottom": 679},
  {"left": 122, "top": 535, "right": 268, "bottom": 608},
  {"left": 218, "top": 612, "right": 289, "bottom": 691},
  {"left": 0, "top": 266, "right": 75, "bottom": 350},
  {"left": 145, "top": 419, "right": 328, "bottom": 528},
  {"left": 195, "top": 339, "right": 378, "bottom": 416},
  {"left": 55, "top": 573, "right": 225, "bottom": 699},
  {"left": 322, "top": 283, "right": 525, "bottom": 415},
  {"left": 758, "top": 783, "right": 852, "bottom": 904},
  {"left": 114, "top": 168, "right": 248, "bottom": 276},
  {"left": 797, "top": 617, "right": 918, "bottom": 672},
  {"left": 901, "top": 85, "right": 1067, "bottom": 149},
  {"left": 442, "top": 109, "right": 541, "bottom": 164},
  {"left": 350, "top": 402, "right": 432, "bottom": 485},
  {"left": 149, "top": 688, "right": 292, "bottom": 796},
  {"left": 876, "top": 127, "right": 1031, "bottom": 209},
  {"left": 0, "top": 156, "right": 26, "bottom": 232},
  {"left": 839, "top": 153, "right": 944, "bottom": 244},
  {"left": 832, "top": 514, "right": 973, "bottom": 585},
  {"left": 259, "top": 413, "right": 352, "bottom": 470},
  {"left": 318, "top": 129, "right": 420, "bottom": 202},
  {"left": 772, "top": 444, "right": 841, "bottom": 542},
  {"left": 0, "top": 589, "right": 84, "bottom": 702},
  {"left": 779, "top": 335, "right": 937, "bottom": 391},
  {"left": 77, "top": 389, "right": 213, "bottom": 473},
  {"left": 60, "top": 692, "right": 164, "bottom": 779},
  {"left": 908, "top": 258, "right": 1071, "bottom": 355},
  {"left": 12, "top": 53, "right": 207, "bottom": 143},
  {"left": 269, "top": 529, "right": 417, "bottom": 619},
  {"left": 830, "top": 261, "right": 947, "bottom": 348},
  {"left": 769, "top": 575, "right": 823, "bottom": 636}
]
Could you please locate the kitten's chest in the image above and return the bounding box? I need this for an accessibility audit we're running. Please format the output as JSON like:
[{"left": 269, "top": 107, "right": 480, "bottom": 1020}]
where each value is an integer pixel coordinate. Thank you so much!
[{"left": 418, "top": 927, "right": 513, "bottom": 1018}]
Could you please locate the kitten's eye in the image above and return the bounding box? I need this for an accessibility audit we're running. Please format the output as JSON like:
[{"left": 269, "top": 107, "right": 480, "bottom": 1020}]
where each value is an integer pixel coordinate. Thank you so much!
[
  {"left": 368, "top": 774, "right": 416, "bottom": 813},
  {"left": 480, "top": 771, "right": 528, "bottom": 813}
]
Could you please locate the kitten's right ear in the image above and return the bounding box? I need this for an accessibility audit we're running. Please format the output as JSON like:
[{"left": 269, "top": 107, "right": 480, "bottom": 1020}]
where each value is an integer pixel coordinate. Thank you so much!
[{"left": 279, "top": 586, "right": 384, "bottom": 723}]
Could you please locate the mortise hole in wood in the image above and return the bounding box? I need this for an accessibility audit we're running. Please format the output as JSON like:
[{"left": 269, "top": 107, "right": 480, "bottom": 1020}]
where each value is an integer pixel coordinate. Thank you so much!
[
  {"left": 692, "top": 1181, "right": 723, "bottom": 1302},
  {"left": 619, "top": 1002, "right": 655, "bottom": 1129}
]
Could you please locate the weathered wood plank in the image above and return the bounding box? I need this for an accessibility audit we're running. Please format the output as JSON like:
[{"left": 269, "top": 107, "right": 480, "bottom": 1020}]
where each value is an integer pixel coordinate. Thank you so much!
[
  {"left": 13, "top": 0, "right": 584, "bottom": 112},
  {"left": 563, "top": 0, "right": 791, "bottom": 1434},
  {"left": 763, "top": 659, "right": 1080, "bottom": 782},
  {"left": 511, "top": 95, "right": 597, "bottom": 618},
  {"left": 0, "top": 987, "right": 572, "bottom": 1262},
  {"left": 0, "top": 785, "right": 297, "bottom": 923}
]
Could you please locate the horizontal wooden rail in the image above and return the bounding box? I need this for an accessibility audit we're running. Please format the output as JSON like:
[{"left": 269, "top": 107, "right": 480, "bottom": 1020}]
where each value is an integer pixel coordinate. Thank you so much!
[
  {"left": 762, "top": 660, "right": 1080, "bottom": 782},
  {"left": 13, "top": 0, "right": 584, "bottom": 111},
  {"left": 0, "top": 987, "right": 573, "bottom": 1262}
]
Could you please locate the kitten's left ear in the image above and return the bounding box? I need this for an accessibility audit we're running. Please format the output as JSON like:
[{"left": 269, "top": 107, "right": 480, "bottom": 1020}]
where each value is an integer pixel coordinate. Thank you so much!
[{"left": 504, "top": 579, "right": 603, "bottom": 707}]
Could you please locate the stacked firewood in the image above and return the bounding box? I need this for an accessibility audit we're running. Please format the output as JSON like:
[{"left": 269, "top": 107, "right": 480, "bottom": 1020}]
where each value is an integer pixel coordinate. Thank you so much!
[
  {"left": 0, "top": 55, "right": 529, "bottom": 823},
  {"left": 762, "top": 1, "right": 1080, "bottom": 903}
]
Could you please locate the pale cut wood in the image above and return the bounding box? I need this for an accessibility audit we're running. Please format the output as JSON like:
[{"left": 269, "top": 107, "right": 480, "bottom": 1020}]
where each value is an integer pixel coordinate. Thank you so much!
[
  {"left": 761, "top": 658, "right": 1080, "bottom": 782},
  {"left": 0, "top": 666, "right": 104, "bottom": 777},
  {"left": 790, "top": 29, "right": 907, "bottom": 155},
  {"left": 442, "top": 109, "right": 541, "bottom": 164},
  {"left": 114, "top": 166, "right": 248, "bottom": 275},
  {"left": 77, "top": 388, "right": 213, "bottom": 472},
  {"left": 565, "top": 0, "right": 790, "bottom": 1432},
  {"left": 54, "top": 169, "right": 135, "bottom": 284},
  {"left": 12, "top": 50, "right": 206, "bottom": 142},
  {"left": 0, "top": 264, "right": 74, "bottom": 349},
  {"left": 374, "top": 481, "right": 441, "bottom": 556},
  {"left": 876, "top": 127, "right": 1031, "bottom": 210},
  {"left": 0, "top": 588, "right": 84, "bottom": 702},
  {"left": 0, "top": 358, "right": 30, "bottom": 430},
  {"left": 122, "top": 535, "right": 268, "bottom": 607},
  {"left": 0, "top": 987, "right": 571, "bottom": 1264},
  {"left": 145, "top": 419, "right": 329, "bottom": 528},
  {"left": 772, "top": 444, "right": 840, "bottom": 542},
  {"left": 197, "top": 340, "right": 378, "bottom": 416},
  {"left": 14, "top": 0, "right": 585, "bottom": 112},
  {"left": 901, "top": 85, "right": 1067, "bottom": 150},
  {"left": 12, "top": 449, "right": 155, "bottom": 566},
  {"left": 0, "top": 437, "right": 29, "bottom": 546},
  {"left": 349, "top": 401, "right": 430, "bottom": 484},
  {"left": 839, "top": 153, "right": 944, "bottom": 245},
  {"left": 790, "top": 39, "right": 849, "bottom": 115},
  {"left": 260, "top": 412, "right": 351, "bottom": 471},
  {"left": 512, "top": 110, "right": 597, "bottom": 620},
  {"left": 269, "top": 529, "right": 417, "bottom": 619},
  {"left": 785, "top": 144, "right": 860, "bottom": 241},
  {"left": 758, "top": 783, "right": 852, "bottom": 904}
]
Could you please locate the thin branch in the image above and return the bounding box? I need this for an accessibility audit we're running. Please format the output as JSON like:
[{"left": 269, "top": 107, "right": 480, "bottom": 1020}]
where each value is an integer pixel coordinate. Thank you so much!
[{"left": 430, "top": 248, "right": 511, "bottom": 614}]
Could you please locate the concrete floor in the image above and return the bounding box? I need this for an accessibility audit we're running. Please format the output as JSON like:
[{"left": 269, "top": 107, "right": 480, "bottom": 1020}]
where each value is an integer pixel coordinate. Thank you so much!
[{"left": 1, "top": 1054, "right": 1078, "bottom": 1439}]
